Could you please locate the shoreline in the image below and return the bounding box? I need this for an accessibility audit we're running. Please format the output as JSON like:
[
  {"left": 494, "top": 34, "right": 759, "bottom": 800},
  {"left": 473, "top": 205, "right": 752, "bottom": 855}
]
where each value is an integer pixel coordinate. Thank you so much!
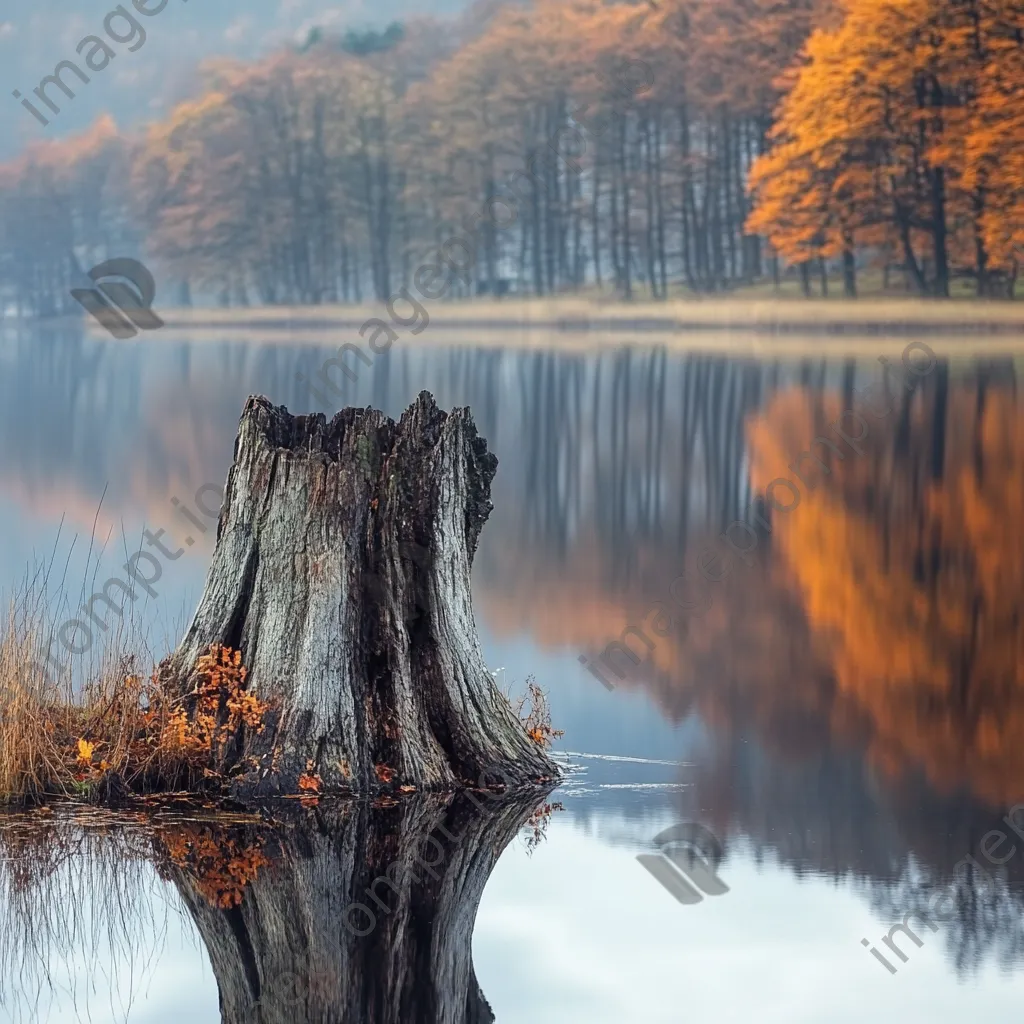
[
  {"left": 149, "top": 296, "right": 1024, "bottom": 335},
  {"left": 8, "top": 297, "right": 1024, "bottom": 356}
]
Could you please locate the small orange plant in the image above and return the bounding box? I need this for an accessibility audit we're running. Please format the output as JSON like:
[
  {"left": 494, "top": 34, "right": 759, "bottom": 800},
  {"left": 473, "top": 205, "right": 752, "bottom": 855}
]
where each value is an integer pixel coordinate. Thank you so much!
[
  {"left": 512, "top": 677, "right": 564, "bottom": 750},
  {"left": 298, "top": 759, "right": 322, "bottom": 801},
  {"left": 98, "top": 644, "right": 270, "bottom": 793},
  {"left": 159, "top": 644, "right": 269, "bottom": 770}
]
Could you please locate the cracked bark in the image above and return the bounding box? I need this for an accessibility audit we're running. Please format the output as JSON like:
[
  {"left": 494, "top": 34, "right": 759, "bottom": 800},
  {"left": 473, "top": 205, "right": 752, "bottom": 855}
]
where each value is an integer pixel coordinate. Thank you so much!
[{"left": 161, "top": 392, "right": 559, "bottom": 797}]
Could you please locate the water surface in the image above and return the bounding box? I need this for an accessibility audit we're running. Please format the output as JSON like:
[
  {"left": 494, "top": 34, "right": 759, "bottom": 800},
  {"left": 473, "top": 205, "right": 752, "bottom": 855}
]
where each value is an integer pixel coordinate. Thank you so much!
[{"left": 1, "top": 325, "right": 1023, "bottom": 1021}]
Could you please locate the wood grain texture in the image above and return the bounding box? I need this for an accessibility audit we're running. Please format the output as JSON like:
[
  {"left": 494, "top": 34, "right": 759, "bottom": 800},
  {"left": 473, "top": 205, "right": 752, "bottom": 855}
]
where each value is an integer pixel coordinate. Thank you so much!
[{"left": 161, "top": 392, "right": 559, "bottom": 797}]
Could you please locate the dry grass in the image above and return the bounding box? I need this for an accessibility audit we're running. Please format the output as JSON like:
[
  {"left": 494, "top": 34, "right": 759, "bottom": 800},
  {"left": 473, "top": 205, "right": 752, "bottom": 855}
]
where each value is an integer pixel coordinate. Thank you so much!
[
  {"left": 0, "top": 595, "right": 269, "bottom": 806},
  {"left": 0, "top": 617, "right": 66, "bottom": 804}
]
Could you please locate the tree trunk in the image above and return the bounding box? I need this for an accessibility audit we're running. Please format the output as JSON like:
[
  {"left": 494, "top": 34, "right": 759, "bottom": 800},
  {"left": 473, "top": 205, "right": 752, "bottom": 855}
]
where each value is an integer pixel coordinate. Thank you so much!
[
  {"left": 168, "top": 791, "right": 546, "bottom": 1024},
  {"left": 842, "top": 247, "right": 857, "bottom": 297},
  {"left": 161, "top": 392, "right": 559, "bottom": 798},
  {"left": 799, "top": 261, "right": 812, "bottom": 297},
  {"left": 930, "top": 167, "right": 950, "bottom": 298}
]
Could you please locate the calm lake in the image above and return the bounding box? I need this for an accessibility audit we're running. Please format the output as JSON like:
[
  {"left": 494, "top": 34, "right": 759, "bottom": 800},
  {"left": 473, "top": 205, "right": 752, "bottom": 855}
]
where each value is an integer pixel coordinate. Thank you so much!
[{"left": 1, "top": 325, "right": 1023, "bottom": 1022}]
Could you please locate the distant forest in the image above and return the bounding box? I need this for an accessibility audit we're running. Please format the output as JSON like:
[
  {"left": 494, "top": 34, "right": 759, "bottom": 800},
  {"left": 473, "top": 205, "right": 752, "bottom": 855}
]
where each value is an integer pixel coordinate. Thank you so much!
[{"left": 1, "top": 0, "right": 1022, "bottom": 314}]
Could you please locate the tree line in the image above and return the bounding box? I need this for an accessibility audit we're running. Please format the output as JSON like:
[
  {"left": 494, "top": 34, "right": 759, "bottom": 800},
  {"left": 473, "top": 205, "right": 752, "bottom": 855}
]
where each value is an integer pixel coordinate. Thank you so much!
[{"left": 1, "top": 0, "right": 1021, "bottom": 314}]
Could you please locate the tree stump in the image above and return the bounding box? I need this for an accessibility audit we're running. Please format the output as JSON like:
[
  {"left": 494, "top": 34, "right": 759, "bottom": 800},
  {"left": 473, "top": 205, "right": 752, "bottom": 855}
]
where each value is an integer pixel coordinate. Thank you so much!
[
  {"left": 168, "top": 792, "right": 543, "bottom": 1024},
  {"left": 161, "top": 392, "right": 558, "bottom": 797}
]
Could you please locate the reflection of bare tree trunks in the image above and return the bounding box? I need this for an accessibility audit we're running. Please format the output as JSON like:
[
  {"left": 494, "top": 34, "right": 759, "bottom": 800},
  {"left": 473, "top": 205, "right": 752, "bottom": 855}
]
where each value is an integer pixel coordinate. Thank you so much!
[
  {"left": 170, "top": 793, "right": 545, "bottom": 1024},
  {"left": 161, "top": 392, "right": 558, "bottom": 797},
  {"left": 683, "top": 728, "right": 1024, "bottom": 977}
]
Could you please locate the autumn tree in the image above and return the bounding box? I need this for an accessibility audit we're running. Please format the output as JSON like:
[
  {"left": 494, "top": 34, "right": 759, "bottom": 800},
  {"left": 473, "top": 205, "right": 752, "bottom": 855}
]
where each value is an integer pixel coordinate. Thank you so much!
[
  {"left": 749, "top": 0, "right": 1024, "bottom": 297},
  {"left": 0, "top": 117, "right": 134, "bottom": 317},
  {"left": 4, "top": 0, "right": 1021, "bottom": 303}
]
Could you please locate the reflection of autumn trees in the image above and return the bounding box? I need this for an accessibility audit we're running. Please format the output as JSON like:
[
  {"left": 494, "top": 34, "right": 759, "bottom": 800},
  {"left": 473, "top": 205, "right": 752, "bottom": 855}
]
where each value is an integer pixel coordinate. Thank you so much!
[
  {"left": 468, "top": 349, "right": 1024, "bottom": 811},
  {"left": 747, "top": 367, "right": 1024, "bottom": 805}
]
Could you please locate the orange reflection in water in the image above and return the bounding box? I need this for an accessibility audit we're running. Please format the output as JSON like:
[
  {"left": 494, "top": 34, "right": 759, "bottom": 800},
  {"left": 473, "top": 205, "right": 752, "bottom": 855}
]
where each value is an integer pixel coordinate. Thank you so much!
[{"left": 748, "top": 374, "right": 1024, "bottom": 805}]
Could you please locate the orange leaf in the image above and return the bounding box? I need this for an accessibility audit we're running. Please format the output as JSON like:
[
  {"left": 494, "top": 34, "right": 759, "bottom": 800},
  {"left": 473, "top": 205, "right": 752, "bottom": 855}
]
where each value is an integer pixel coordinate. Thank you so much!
[{"left": 298, "top": 772, "right": 321, "bottom": 793}]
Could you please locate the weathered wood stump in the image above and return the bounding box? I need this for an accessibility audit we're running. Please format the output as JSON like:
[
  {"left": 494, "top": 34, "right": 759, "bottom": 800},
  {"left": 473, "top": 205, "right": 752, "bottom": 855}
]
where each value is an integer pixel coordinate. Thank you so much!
[
  {"left": 162, "top": 392, "right": 558, "bottom": 797},
  {"left": 168, "top": 792, "right": 542, "bottom": 1024}
]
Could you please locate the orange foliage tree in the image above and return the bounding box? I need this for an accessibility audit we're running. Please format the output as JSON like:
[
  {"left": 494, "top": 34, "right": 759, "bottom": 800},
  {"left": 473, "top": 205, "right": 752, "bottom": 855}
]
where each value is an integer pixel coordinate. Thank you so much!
[{"left": 748, "top": 0, "right": 1024, "bottom": 297}]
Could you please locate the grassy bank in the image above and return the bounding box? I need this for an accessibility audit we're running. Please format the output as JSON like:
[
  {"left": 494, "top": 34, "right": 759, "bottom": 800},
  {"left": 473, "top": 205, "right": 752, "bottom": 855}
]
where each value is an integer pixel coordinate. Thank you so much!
[
  {"left": 148, "top": 295, "right": 1024, "bottom": 333},
  {"left": 0, "top": 607, "right": 560, "bottom": 807},
  {"left": 62, "top": 295, "right": 1024, "bottom": 357},
  {"left": 0, "top": 617, "right": 268, "bottom": 806}
]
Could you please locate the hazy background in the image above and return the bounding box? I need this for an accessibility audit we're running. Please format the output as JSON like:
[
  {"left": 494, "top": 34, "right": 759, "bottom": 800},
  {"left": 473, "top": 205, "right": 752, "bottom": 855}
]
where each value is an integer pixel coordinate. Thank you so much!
[{"left": 0, "top": 0, "right": 478, "bottom": 160}]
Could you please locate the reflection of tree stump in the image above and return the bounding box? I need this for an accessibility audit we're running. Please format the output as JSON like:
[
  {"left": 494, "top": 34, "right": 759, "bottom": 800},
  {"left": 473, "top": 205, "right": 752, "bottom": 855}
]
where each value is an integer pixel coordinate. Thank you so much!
[
  {"left": 161, "top": 393, "right": 557, "bottom": 797},
  {"left": 169, "top": 793, "right": 544, "bottom": 1024}
]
